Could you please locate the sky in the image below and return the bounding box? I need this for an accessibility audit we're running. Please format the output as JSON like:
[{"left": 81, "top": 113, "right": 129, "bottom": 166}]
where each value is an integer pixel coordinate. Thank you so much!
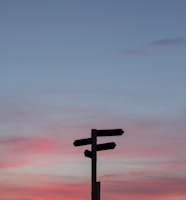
[{"left": 0, "top": 0, "right": 186, "bottom": 199}]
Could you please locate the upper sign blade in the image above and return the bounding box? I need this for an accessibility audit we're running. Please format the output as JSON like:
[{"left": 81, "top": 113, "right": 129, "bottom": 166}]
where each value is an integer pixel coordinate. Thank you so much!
[{"left": 96, "top": 129, "right": 124, "bottom": 137}]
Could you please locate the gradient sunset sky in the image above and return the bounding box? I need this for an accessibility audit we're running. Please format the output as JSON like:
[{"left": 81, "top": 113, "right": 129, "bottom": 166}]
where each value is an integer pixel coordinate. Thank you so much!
[{"left": 0, "top": 1, "right": 186, "bottom": 200}]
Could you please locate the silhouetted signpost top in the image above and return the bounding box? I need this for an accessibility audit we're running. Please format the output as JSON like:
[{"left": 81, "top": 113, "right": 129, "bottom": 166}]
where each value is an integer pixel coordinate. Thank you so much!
[
  {"left": 73, "top": 129, "right": 124, "bottom": 146},
  {"left": 73, "top": 128, "right": 124, "bottom": 200}
]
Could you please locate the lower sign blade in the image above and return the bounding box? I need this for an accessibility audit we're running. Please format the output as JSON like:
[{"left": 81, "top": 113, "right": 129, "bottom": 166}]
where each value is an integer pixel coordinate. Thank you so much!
[
  {"left": 96, "top": 142, "right": 116, "bottom": 151},
  {"left": 84, "top": 150, "right": 92, "bottom": 158}
]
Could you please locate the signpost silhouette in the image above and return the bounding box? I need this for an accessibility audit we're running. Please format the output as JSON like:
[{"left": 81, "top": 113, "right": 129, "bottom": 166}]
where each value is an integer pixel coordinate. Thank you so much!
[{"left": 73, "top": 129, "right": 124, "bottom": 200}]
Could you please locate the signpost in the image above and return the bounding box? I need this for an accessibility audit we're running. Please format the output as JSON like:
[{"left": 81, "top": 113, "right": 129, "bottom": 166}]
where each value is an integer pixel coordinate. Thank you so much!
[{"left": 73, "top": 128, "right": 124, "bottom": 200}]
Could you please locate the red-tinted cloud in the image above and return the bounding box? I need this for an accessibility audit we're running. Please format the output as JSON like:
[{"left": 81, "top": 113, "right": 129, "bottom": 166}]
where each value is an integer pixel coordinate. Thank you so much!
[
  {"left": 0, "top": 182, "right": 90, "bottom": 200},
  {"left": 0, "top": 136, "right": 65, "bottom": 154},
  {"left": 0, "top": 160, "right": 29, "bottom": 169},
  {"left": 0, "top": 135, "right": 69, "bottom": 169},
  {"left": 1, "top": 173, "right": 186, "bottom": 200}
]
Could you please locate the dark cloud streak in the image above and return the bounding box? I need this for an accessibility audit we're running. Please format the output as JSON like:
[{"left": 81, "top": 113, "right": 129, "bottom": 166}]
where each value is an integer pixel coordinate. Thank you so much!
[
  {"left": 150, "top": 38, "right": 186, "bottom": 47},
  {"left": 0, "top": 136, "right": 25, "bottom": 145}
]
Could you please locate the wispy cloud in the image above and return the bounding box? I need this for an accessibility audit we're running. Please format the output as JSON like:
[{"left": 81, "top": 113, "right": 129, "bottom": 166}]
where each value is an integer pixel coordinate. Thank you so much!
[
  {"left": 150, "top": 38, "right": 186, "bottom": 47},
  {"left": 0, "top": 136, "right": 25, "bottom": 144},
  {"left": 118, "top": 37, "right": 186, "bottom": 57}
]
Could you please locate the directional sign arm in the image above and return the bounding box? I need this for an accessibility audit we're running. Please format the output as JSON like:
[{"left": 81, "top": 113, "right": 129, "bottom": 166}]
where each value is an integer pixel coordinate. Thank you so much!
[
  {"left": 84, "top": 150, "right": 92, "bottom": 158},
  {"left": 96, "top": 142, "right": 116, "bottom": 151},
  {"left": 73, "top": 138, "right": 92, "bottom": 146},
  {"left": 84, "top": 142, "right": 116, "bottom": 158},
  {"left": 96, "top": 129, "right": 124, "bottom": 137}
]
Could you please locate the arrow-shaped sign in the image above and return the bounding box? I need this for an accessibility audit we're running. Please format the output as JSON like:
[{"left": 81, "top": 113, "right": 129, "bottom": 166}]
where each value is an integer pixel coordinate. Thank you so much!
[
  {"left": 96, "top": 129, "right": 124, "bottom": 137},
  {"left": 96, "top": 142, "right": 116, "bottom": 151},
  {"left": 73, "top": 138, "right": 92, "bottom": 146},
  {"left": 84, "top": 149, "right": 92, "bottom": 158}
]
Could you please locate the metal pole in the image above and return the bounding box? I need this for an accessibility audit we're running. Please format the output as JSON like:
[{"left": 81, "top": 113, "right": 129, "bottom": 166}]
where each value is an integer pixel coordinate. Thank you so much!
[
  {"left": 96, "top": 181, "right": 100, "bottom": 200},
  {"left": 91, "top": 129, "right": 97, "bottom": 200}
]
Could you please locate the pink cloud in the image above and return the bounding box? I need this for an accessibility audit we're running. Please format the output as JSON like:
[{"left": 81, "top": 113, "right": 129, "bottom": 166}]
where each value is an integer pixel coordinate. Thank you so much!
[
  {"left": 0, "top": 160, "right": 29, "bottom": 169},
  {"left": 0, "top": 136, "right": 64, "bottom": 154},
  {"left": 0, "top": 113, "right": 185, "bottom": 178},
  {"left": 10, "top": 137, "right": 63, "bottom": 154},
  {"left": 0, "top": 173, "right": 90, "bottom": 200},
  {"left": 0, "top": 135, "right": 71, "bottom": 169},
  {"left": 0, "top": 183, "right": 90, "bottom": 200}
]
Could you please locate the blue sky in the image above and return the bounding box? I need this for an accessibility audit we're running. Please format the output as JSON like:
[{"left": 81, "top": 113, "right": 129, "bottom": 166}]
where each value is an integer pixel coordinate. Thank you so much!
[{"left": 0, "top": 1, "right": 186, "bottom": 200}]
